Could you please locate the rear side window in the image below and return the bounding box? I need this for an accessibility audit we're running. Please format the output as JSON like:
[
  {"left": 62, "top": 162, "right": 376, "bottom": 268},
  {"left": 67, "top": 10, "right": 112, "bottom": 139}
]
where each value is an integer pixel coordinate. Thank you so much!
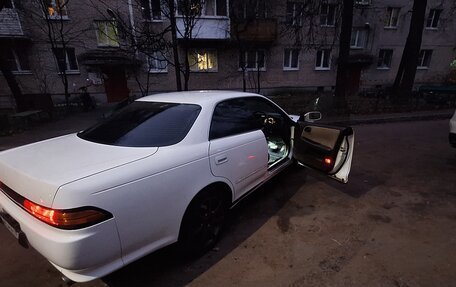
[{"left": 78, "top": 101, "right": 201, "bottom": 147}]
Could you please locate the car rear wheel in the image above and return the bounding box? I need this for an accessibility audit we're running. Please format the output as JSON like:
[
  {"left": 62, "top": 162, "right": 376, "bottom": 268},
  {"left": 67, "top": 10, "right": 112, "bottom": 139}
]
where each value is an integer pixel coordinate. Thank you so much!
[{"left": 179, "top": 188, "right": 229, "bottom": 256}]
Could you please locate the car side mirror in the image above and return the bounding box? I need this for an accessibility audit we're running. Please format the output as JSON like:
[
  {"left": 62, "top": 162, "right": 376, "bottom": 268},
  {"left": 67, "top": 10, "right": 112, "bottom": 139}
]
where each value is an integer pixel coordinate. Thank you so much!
[{"left": 300, "top": 111, "right": 322, "bottom": 122}]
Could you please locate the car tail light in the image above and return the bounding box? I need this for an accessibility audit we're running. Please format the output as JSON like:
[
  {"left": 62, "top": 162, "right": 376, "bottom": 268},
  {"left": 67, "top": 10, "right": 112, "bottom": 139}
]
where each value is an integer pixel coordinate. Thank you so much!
[
  {"left": 324, "top": 156, "right": 333, "bottom": 166},
  {"left": 23, "top": 199, "right": 112, "bottom": 230}
]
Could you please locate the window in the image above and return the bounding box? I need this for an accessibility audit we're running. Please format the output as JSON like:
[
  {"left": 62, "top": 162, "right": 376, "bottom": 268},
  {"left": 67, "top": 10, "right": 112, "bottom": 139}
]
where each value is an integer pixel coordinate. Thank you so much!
[
  {"left": 147, "top": 51, "right": 167, "bottom": 73},
  {"left": 141, "top": 0, "right": 162, "bottom": 21},
  {"left": 283, "top": 48, "right": 299, "bottom": 70},
  {"left": 189, "top": 49, "right": 218, "bottom": 72},
  {"left": 320, "top": 3, "right": 336, "bottom": 26},
  {"left": 235, "top": 1, "right": 267, "bottom": 19},
  {"left": 0, "top": 46, "right": 31, "bottom": 73},
  {"left": 377, "top": 49, "right": 393, "bottom": 69},
  {"left": 209, "top": 97, "right": 285, "bottom": 140},
  {"left": 286, "top": 2, "right": 304, "bottom": 27},
  {"left": 350, "top": 28, "right": 368, "bottom": 49},
  {"left": 385, "top": 7, "right": 400, "bottom": 28},
  {"left": 45, "top": 0, "right": 68, "bottom": 19},
  {"left": 53, "top": 47, "right": 78, "bottom": 73},
  {"left": 417, "top": 50, "right": 433, "bottom": 68},
  {"left": 96, "top": 21, "right": 119, "bottom": 47},
  {"left": 204, "top": 0, "right": 227, "bottom": 16},
  {"left": 426, "top": 9, "right": 442, "bottom": 29},
  {"left": 78, "top": 102, "right": 202, "bottom": 147},
  {"left": 240, "top": 50, "right": 266, "bottom": 71},
  {"left": 315, "top": 49, "right": 331, "bottom": 70}
]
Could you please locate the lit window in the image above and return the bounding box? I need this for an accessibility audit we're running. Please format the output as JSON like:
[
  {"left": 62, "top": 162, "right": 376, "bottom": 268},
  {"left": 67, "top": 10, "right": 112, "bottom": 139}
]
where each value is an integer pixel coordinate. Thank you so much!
[
  {"left": 377, "top": 49, "right": 393, "bottom": 69},
  {"left": 53, "top": 47, "right": 79, "bottom": 73},
  {"left": 283, "top": 48, "right": 299, "bottom": 70},
  {"left": 147, "top": 51, "right": 168, "bottom": 73},
  {"left": 45, "top": 0, "right": 68, "bottom": 19},
  {"left": 385, "top": 7, "right": 400, "bottom": 28},
  {"left": 0, "top": 46, "right": 31, "bottom": 72},
  {"left": 189, "top": 49, "right": 218, "bottom": 72},
  {"left": 96, "top": 21, "right": 119, "bottom": 47},
  {"left": 417, "top": 50, "right": 433, "bottom": 68},
  {"left": 350, "top": 28, "right": 368, "bottom": 49},
  {"left": 320, "top": 3, "right": 336, "bottom": 26},
  {"left": 239, "top": 50, "right": 266, "bottom": 71},
  {"left": 315, "top": 49, "right": 331, "bottom": 70},
  {"left": 286, "top": 2, "right": 304, "bottom": 27},
  {"left": 426, "top": 9, "right": 442, "bottom": 29},
  {"left": 141, "top": 0, "right": 162, "bottom": 21}
]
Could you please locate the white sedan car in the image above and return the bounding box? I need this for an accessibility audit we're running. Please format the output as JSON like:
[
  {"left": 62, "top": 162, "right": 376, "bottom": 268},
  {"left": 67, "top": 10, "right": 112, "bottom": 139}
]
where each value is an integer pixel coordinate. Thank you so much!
[{"left": 0, "top": 91, "right": 354, "bottom": 283}]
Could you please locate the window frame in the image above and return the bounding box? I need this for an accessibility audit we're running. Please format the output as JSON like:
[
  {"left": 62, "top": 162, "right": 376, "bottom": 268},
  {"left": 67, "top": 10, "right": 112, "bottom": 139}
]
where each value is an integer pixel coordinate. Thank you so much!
[
  {"left": 320, "top": 3, "right": 336, "bottom": 27},
  {"left": 315, "top": 49, "right": 331, "bottom": 70},
  {"left": 45, "top": 0, "right": 69, "bottom": 20},
  {"left": 95, "top": 21, "right": 120, "bottom": 47},
  {"left": 350, "top": 28, "right": 368, "bottom": 49},
  {"left": 147, "top": 51, "right": 168, "bottom": 73},
  {"left": 283, "top": 48, "right": 300, "bottom": 71},
  {"left": 286, "top": 2, "right": 304, "bottom": 27},
  {"left": 417, "top": 49, "right": 433, "bottom": 69},
  {"left": 426, "top": 9, "right": 442, "bottom": 29},
  {"left": 3, "top": 46, "right": 32, "bottom": 74},
  {"left": 188, "top": 49, "right": 218, "bottom": 72},
  {"left": 141, "top": 0, "right": 163, "bottom": 22},
  {"left": 177, "top": 0, "right": 228, "bottom": 17},
  {"left": 239, "top": 50, "right": 266, "bottom": 71},
  {"left": 53, "top": 47, "right": 79, "bottom": 74},
  {"left": 377, "top": 49, "right": 393, "bottom": 69},
  {"left": 384, "top": 7, "right": 400, "bottom": 29}
]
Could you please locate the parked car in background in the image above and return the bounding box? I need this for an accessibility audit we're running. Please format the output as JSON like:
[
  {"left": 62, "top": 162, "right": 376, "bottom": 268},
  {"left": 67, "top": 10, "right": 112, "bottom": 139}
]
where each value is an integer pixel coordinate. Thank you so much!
[
  {"left": 450, "top": 110, "right": 456, "bottom": 147},
  {"left": 0, "top": 91, "right": 354, "bottom": 283}
]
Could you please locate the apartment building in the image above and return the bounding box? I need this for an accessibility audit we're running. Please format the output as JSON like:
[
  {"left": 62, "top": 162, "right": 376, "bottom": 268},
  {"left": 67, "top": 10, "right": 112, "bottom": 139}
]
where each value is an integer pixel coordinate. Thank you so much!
[{"left": 0, "top": 0, "right": 455, "bottom": 109}]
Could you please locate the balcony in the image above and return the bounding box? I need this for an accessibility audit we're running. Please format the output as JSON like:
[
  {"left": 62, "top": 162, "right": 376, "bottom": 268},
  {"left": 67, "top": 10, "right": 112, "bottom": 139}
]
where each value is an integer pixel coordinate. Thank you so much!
[
  {"left": 233, "top": 19, "right": 277, "bottom": 43},
  {"left": 176, "top": 17, "right": 230, "bottom": 40},
  {"left": 0, "top": 8, "right": 23, "bottom": 37}
]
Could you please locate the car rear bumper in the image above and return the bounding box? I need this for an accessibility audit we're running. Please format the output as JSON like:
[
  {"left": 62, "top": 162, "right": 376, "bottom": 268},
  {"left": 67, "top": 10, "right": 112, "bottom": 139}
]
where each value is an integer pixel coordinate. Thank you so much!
[
  {"left": 0, "top": 191, "right": 123, "bottom": 282},
  {"left": 450, "top": 133, "right": 456, "bottom": 147}
]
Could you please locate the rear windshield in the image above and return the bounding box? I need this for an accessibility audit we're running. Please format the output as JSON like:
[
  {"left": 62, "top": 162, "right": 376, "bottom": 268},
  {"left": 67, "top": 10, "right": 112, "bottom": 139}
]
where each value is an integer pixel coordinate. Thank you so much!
[{"left": 78, "top": 101, "right": 201, "bottom": 147}]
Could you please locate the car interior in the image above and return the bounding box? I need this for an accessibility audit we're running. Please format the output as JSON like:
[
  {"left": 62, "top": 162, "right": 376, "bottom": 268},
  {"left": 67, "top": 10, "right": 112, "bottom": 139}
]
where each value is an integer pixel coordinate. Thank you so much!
[{"left": 259, "top": 113, "right": 291, "bottom": 169}]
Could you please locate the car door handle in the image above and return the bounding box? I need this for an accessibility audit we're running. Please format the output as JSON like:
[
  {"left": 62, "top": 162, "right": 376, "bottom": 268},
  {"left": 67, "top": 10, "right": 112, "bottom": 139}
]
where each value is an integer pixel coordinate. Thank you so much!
[{"left": 215, "top": 155, "right": 228, "bottom": 165}]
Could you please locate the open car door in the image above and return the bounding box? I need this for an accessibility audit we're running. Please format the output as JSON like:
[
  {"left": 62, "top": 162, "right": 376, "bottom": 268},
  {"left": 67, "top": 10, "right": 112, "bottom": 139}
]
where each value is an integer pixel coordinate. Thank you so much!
[{"left": 293, "top": 122, "right": 354, "bottom": 183}]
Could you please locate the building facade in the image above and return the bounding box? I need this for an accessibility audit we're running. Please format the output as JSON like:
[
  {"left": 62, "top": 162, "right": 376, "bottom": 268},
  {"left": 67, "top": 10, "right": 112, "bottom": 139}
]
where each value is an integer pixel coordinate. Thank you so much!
[{"left": 0, "top": 0, "right": 455, "bottom": 109}]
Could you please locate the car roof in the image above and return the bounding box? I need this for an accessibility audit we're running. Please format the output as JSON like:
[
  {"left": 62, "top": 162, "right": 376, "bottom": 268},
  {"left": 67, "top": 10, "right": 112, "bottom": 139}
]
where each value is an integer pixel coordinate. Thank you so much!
[{"left": 137, "top": 90, "right": 264, "bottom": 107}]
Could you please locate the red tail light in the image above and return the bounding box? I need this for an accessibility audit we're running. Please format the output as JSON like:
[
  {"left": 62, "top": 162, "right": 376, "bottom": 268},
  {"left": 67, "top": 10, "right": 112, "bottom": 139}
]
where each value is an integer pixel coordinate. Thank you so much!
[
  {"left": 324, "top": 157, "right": 333, "bottom": 166},
  {"left": 23, "top": 199, "right": 112, "bottom": 230}
]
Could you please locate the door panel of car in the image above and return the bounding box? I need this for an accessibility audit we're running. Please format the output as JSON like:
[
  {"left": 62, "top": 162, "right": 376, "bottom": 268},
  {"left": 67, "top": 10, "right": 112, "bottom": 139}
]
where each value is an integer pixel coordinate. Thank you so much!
[
  {"left": 293, "top": 122, "right": 354, "bottom": 183},
  {"left": 209, "top": 130, "right": 268, "bottom": 200}
]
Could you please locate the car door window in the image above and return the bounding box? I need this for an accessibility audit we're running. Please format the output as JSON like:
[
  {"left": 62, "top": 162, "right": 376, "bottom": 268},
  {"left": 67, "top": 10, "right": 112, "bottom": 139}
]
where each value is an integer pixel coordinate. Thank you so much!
[{"left": 209, "top": 97, "right": 286, "bottom": 140}]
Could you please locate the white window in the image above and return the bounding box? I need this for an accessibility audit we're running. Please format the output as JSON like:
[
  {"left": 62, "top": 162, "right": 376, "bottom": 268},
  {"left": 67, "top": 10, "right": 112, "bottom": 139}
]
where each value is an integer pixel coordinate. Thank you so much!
[
  {"left": 45, "top": 0, "right": 68, "bottom": 19},
  {"left": 377, "top": 49, "right": 393, "bottom": 69},
  {"left": 426, "top": 9, "right": 442, "bottom": 29},
  {"left": 141, "top": 0, "right": 162, "bottom": 21},
  {"left": 417, "top": 50, "right": 433, "bottom": 68},
  {"left": 283, "top": 48, "right": 299, "bottom": 70},
  {"left": 320, "top": 3, "right": 336, "bottom": 26},
  {"left": 239, "top": 50, "right": 266, "bottom": 71},
  {"left": 204, "top": 0, "right": 227, "bottom": 16},
  {"left": 1, "top": 46, "right": 31, "bottom": 73},
  {"left": 53, "top": 47, "right": 79, "bottom": 73},
  {"left": 350, "top": 28, "right": 368, "bottom": 49},
  {"left": 385, "top": 7, "right": 400, "bottom": 28},
  {"left": 189, "top": 49, "right": 218, "bottom": 72},
  {"left": 96, "top": 21, "right": 119, "bottom": 47},
  {"left": 147, "top": 51, "right": 168, "bottom": 73},
  {"left": 315, "top": 49, "right": 331, "bottom": 70},
  {"left": 286, "top": 2, "right": 304, "bottom": 27}
]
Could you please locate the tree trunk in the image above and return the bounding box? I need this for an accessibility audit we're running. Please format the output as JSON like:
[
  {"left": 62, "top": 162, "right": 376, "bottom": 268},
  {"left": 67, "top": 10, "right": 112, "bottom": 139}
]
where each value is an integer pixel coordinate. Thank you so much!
[
  {"left": 168, "top": 0, "right": 182, "bottom": 91},
  {"left": 0, "top": 56, "right": 21, "bottom": 111},
  {"left": 334, "top": 0, "right": 354, "bottom": 114},
  {"left": 393, "top": 0, "right": 428, "bottom": 98}
]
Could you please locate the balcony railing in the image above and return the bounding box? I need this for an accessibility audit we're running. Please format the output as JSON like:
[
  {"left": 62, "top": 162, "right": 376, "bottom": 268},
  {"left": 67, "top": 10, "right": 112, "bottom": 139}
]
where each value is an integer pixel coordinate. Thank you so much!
[
  {"left": 233, "top": 19, "right": 278, "bottom": 43},
  {"left": 176, "top": 16, "right": 230, "bottom": 40},
  {"left": 0, "top": 8, "right": 23, "bottom": 37}
]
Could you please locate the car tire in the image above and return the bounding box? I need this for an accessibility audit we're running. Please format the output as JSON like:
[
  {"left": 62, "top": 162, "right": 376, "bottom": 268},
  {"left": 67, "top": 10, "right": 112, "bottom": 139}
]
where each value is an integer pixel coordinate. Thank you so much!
[{"left": 179, "top": 188, "right": 229, "bottom": 257}]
